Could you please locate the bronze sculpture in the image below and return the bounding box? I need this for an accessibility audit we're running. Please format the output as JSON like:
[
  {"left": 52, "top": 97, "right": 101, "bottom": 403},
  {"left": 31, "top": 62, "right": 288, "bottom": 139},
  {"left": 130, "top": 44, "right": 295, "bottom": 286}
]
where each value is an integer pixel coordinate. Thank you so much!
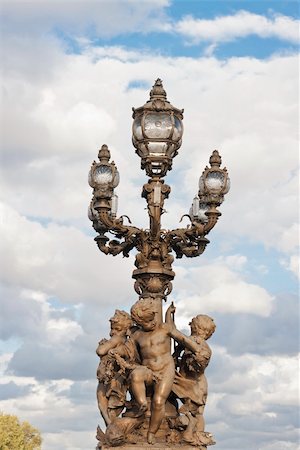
[
  {"left": 96, "top": 310, "right": 134, "bottom": 426},
  {"left": 88, "top": 79, "right": 230, "bottom": 448}
]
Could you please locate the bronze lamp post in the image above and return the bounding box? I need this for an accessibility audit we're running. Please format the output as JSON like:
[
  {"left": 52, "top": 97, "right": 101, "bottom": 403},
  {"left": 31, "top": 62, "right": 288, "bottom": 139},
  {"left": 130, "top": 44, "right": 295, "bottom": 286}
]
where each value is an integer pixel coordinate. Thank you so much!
[{"left": 88, "top": 79, "right": 230, "bottom": 449}]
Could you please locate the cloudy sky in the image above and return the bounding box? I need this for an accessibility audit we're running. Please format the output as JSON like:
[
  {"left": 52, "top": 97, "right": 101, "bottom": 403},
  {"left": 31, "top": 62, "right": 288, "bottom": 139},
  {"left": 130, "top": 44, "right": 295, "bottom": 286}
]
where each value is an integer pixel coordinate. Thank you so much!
[{"left": 0, "top": 1, "right": 299, "bottom": 449}]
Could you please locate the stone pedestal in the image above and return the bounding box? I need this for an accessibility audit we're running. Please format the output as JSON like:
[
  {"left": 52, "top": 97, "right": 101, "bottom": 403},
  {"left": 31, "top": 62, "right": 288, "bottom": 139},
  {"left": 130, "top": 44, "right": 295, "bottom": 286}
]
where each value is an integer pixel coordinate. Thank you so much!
[
  {"left": 105, "top": 446, "right": 207, "bottom": 450},
  {"left": 96, "top": 408, "right": 214, "bottom": 450}
]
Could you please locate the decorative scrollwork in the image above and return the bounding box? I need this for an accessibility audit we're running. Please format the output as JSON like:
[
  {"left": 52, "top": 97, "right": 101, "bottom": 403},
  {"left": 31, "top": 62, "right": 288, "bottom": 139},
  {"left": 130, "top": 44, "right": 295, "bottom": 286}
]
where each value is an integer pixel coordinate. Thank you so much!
[
  {"left": 133, "top": 274, "right": 173, "bottom": 300},
  {"left": 88, "top": 85, "right": 229, "bottom": 306},
  {"left": 91, "top": 193, "right": 221, "bottom": 286}
]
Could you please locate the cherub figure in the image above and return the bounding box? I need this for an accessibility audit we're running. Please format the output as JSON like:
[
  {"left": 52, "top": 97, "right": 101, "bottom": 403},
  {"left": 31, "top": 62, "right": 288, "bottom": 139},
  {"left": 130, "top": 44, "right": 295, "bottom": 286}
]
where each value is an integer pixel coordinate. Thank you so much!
[
  {"left": 96, "top": 310, "right": 134, "bottom": 425},
  {"left": 172, "top": 314, "right": 216, "bottom": 446},
  {"left": 130, "top": 298, "right": 200, "bottom": 444}
]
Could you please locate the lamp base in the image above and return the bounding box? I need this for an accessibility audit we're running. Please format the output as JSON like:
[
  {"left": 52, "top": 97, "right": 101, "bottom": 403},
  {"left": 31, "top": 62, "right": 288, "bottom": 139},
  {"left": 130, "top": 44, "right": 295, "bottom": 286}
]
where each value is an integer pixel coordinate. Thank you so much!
[
  {"left": 102, "top": 446, "right": 208, "bottom": 450},
  {"left": 96, "top": 414, "right": 215, "bottom": 450}
]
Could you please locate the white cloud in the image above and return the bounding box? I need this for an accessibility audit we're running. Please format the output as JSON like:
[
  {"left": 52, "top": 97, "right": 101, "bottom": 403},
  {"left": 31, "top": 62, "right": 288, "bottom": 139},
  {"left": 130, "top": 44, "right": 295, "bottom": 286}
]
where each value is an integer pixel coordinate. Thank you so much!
[
  {"left": 1, "top": 0, "right": 171, "bottom": 38},
  {"left": 46, "top": 318, "right": 83, "bottom": 344},
  {"left": 288, "top": 254, "right": 299, "bottom": 277},
  {"left": 221, "top": 254, "right": 248, "bottom": 271},
  {"left": 259, "top": 442, "right": 299, "bottom": 450},
  {"left": 32, "top": 99, "right": 116, "bottom": 152},
  {"left": 0, "top": 349, "right": 98, "bottom": 448},
  {"left": 0, "top": 353, "right": 13, "bottom": 374},
  {"left": 173, "top": 258, "right": 274, "bottom": 319},
  {"left": 206, "top": 348, "right": 299, "bottom": 448},
  {"left": 176, "top": 11, "right": 299, "bottom": 44},
  {"left": 2, "top": 3, "right": 298, "bottom": 48},
  {"left": 280, "top": 254, "right": 299, "bottom": 278},
  {"left": 42, "top": 430, "right": 96, "bottom": 450},
  {"left": 0, "top": 202, "right": 134, "bottom": 305}
]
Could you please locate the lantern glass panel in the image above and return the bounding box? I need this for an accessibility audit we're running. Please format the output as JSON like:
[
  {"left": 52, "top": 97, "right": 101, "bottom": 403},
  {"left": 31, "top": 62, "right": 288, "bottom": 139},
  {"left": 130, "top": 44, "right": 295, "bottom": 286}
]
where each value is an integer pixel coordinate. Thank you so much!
[
  {"left": 192, "top": 196, "right": 199, "bottom": 217},
  {"left": 88, "top": 204, "right": 95, "bottom": 221},
  {"left": 166, "top": 143, "right": 175, "bottom": 157},
  {"left": 151, "top": 161, "right": 163, "bottom": 175},
  {"left": 94, "top": 165, "right": 113, "bottom": 185},
  {"left": 206, "top": 171, "right": 224, "bottom": 191},
  {"left": 112, "top": 170, "right": 120, "bottom": 188},
  {"left": 198, "top": 202, "right": 209, "bottom": 223},
  {"left": 144, "top": 113, "right": 172, "bottom": 139},
  {"left": 138, "top": 143, "right": 148, "bottom": 156},
  {"left": 133, "top": 116, "right": 143, "bottom": 140},
  {"left": 148, "top": 142, "right": 168, "bottom": 155},
  {"left": 198, "top": 175, "right": 205, "bottom": 195},
  {"left": 111, "top": 194, "right": 118, "bottom": 216},
  {"left": 88, "top": 169, "right": 93, "bottom": 187},
  {"left": 173, "top": 116, "right": 183, "bottom": 141},
  {"left": 223, "top": 176, "right": 231, "bottom": 194}
]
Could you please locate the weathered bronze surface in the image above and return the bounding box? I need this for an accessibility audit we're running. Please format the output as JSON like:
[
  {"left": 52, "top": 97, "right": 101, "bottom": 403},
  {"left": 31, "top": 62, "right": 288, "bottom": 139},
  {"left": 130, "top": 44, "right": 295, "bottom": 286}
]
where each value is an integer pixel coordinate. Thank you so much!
[{"left": 88, "top": 79, "right": 230, "bottom": 449}]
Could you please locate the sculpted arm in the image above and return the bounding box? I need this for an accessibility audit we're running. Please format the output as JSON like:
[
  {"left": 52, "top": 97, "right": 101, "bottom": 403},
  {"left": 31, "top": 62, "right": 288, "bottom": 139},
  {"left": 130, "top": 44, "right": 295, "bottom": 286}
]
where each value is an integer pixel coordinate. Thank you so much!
[
  {"left": 164, "top": 303, "right": 199, "bottom": 354},
  {"left": 165, "top": 302, "right": 176, "bottom": 325},
  {"left": 168, "top": 327, "right": 200, "bottom": 354},
  {"left": 96, "top": 335, "right": 123, "bottom": 357}
]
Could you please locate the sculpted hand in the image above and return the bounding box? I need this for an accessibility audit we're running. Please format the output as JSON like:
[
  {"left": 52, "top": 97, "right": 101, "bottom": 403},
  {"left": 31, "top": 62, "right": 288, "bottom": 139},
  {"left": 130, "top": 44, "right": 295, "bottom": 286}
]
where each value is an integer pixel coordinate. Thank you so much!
[
  {"left": 165, "top": 301, "right": 176, "bottom": 328},
  {"left": 168, "top": 301, "right": 176, "bottom": 315}
]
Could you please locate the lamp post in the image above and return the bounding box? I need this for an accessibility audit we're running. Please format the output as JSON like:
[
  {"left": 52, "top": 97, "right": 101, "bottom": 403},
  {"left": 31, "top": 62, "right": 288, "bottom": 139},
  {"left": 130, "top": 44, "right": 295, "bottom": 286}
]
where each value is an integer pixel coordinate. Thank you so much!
[{"left": 89, "top": 79, "right": 230, "bottom": 449}]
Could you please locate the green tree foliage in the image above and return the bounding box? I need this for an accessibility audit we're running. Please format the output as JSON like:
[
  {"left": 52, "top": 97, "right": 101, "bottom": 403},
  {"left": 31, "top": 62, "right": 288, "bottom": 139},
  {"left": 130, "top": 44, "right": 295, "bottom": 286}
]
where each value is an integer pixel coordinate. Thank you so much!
[{"left": 0, "top": 413, "right": 42, "bottom": 450}]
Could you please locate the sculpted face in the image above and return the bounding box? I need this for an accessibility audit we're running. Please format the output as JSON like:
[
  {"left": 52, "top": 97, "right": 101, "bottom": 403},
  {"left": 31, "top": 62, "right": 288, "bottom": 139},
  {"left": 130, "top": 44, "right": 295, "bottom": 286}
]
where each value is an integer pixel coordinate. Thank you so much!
[
  {"left": 131, "top": 297, "right": 159, "bottom": 331},
  {"left": 110, "top": 322, "right": 125, "bottom": 336},
  {"left": 141, "top": 314, "right": 157, "bottom": 331},
  {"left": 109, "top": 309, "right": 132, "bottom": 336}
]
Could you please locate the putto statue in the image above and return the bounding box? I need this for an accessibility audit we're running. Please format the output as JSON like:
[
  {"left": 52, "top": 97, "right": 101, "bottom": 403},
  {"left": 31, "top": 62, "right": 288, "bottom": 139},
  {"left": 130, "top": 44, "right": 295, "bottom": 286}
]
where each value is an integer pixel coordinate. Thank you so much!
[
  {"left": 96, "top": 301, "right": 215, "bottom": 449},
  {"left": 88, "top": 79, "right": 230, "bottom": 449},
  {"left": 96, "top": 310, "right": 134, "bottom": 425}
]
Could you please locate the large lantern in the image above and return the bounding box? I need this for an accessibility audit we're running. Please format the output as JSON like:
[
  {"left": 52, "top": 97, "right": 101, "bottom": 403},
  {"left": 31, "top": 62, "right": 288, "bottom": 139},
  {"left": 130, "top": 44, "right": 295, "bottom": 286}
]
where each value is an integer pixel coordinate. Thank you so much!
[{"left": 132, "top": 79, "right": 184, "bottom": 178}]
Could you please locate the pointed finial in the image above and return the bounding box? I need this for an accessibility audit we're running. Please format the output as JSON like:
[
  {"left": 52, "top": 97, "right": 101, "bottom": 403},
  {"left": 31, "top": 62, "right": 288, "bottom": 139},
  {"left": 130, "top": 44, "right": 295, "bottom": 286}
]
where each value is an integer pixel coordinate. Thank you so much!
[
  {"left": 98, "top": 144, "right": 110, "bottom": 162},
  {"left": 209, "top": 150, "right": 222, "bottom": 168},
  {"left": 150, "top": 78, "right": 167, "bottom": 100}
]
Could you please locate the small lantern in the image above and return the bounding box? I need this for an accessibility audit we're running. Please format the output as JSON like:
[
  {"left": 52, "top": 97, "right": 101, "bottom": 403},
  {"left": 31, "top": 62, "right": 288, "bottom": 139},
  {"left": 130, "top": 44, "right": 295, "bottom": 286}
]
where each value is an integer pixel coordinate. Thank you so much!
[
  {"left": 88, "top": 144, "right": 120, "bottom": 200},
  {"left": 198, "top": 150, "right": 230, "bottom": 206},
  {"left": 189, "top": 196, "right": 209, "bottom": 223},
  {"left": 132, "top": 79, "right": 184, "bottom": 178},
  {"left": 88, "top": 200, "right": 108, "bottom": 235}
]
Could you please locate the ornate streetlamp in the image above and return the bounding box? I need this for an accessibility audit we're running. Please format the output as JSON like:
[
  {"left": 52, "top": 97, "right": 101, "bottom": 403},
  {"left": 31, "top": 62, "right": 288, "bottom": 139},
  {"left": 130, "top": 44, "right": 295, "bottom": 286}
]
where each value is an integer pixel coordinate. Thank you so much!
[{"left": 89, "top": 79, "right": 230, "bottom": 449}]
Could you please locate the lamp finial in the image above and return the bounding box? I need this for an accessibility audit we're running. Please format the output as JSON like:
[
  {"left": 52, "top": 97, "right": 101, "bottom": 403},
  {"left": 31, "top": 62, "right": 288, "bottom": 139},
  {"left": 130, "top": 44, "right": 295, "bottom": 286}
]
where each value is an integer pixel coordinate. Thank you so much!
[{"left": 150, "top": 78, "right": 167, "bottom": 100}]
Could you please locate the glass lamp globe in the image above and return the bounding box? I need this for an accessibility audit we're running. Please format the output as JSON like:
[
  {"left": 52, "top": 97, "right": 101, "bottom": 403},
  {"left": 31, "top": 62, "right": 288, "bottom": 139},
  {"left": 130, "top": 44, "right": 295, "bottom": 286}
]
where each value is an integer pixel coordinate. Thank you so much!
[
  {"left": 88, "top": 145, "right": 120, "bottom": 192},
  {"left": 198, "top": 150, "right": 230, "bottom": 202},
  {"left": 93, "top": 165, "right": 113, "bottom": 185},
  {"left": 205, "top": 171, "right": 225, "bottom": 192},
  {"left": 132, "top": 79, "right": 183, "bottom": 177}
]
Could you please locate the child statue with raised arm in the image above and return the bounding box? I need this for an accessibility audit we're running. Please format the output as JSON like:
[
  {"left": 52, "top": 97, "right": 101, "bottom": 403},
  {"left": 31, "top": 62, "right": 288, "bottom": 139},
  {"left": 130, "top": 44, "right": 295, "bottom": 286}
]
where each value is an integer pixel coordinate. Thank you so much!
[{"left": 130, "top": 297, "right": 201, "bottom": 445}]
